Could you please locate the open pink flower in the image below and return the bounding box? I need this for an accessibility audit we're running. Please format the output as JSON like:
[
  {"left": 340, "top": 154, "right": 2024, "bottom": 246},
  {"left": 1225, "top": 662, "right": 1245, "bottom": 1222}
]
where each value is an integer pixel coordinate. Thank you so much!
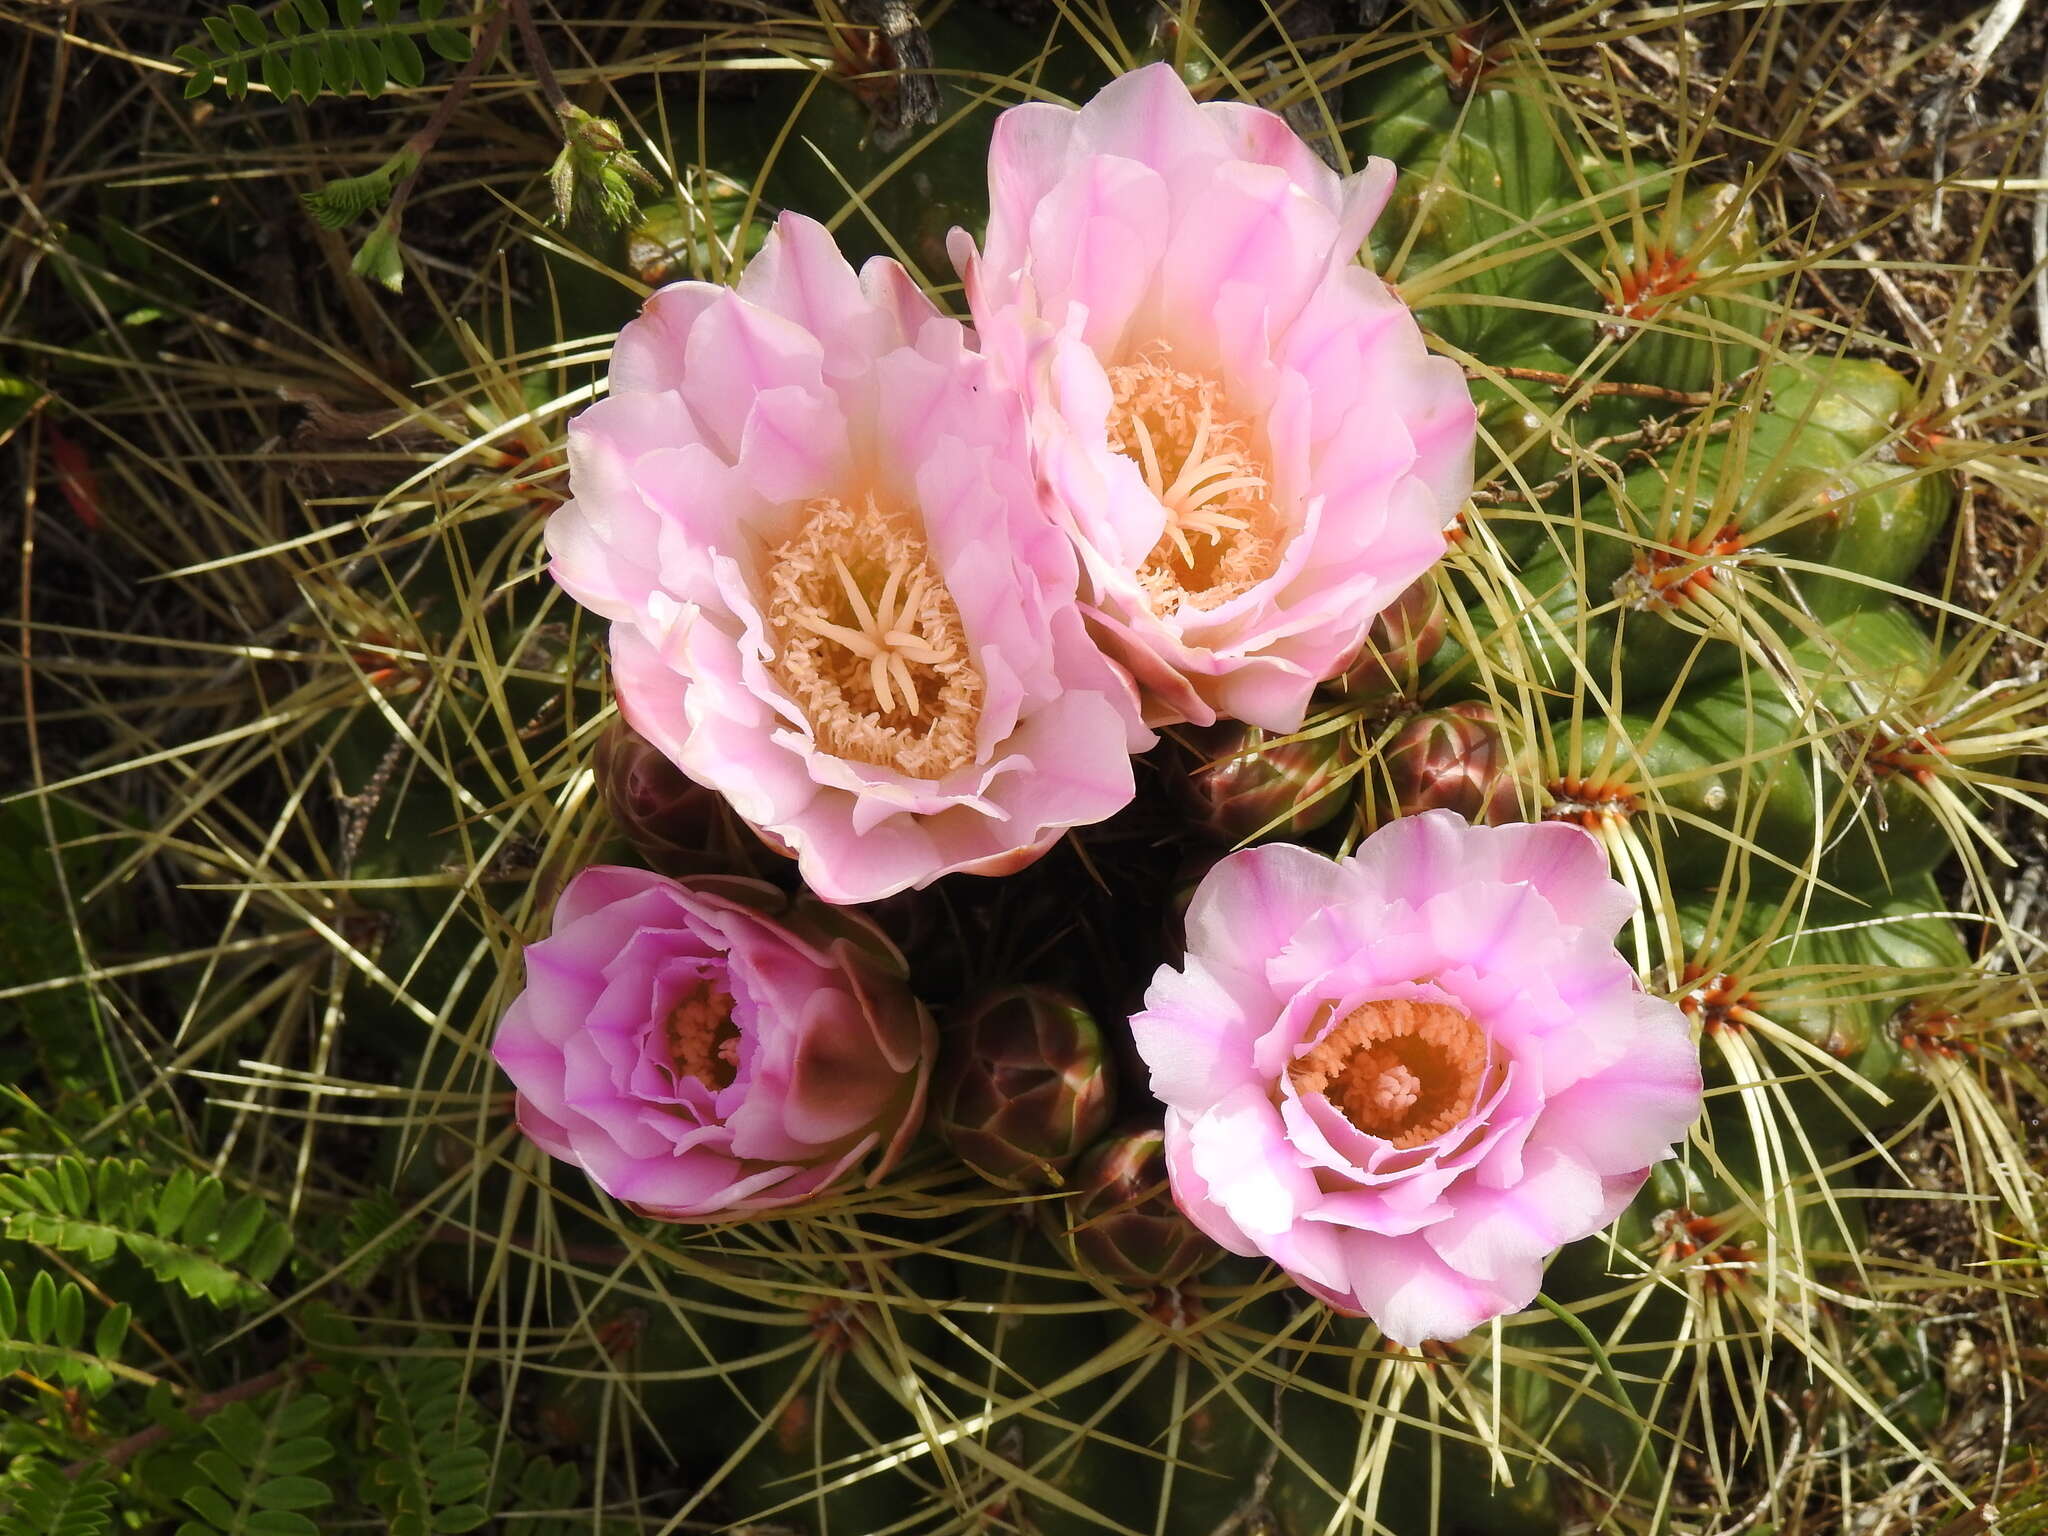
[
  {"left": 950, "top": 64, "right": 1476, "bottom": 731},
  {"left": 547, "top": 212, "right": 1149, "bottom": 904},
  {"left": 492, "top": 866, "right": 932, "bottom": 1220},
  {"left": 1131, "top": 812, "right": 1701, "bottom": 1345}
]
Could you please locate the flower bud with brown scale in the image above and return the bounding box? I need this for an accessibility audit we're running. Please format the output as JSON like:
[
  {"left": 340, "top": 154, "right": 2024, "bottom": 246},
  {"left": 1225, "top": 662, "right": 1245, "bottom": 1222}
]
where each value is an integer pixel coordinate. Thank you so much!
[
  {"left": 933, "top": 986, "right": 1116, "bottom": 1191},
  {"left": 1378, "top": 702, "right": 1522, "bottom": 826},
  {"left": 1183, "top": 723, "right": 1357, "bottom": 844},
  {"left": 1058, "top": 1126, "right": 1218, "bottom": 1289}
]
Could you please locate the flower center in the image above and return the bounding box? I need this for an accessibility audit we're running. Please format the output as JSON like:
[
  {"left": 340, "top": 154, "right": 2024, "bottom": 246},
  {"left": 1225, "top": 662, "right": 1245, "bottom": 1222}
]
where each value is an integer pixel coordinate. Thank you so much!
[
  {"left": 764, "top": 491, "right": 982, "bottom": 779},
  {"left": 1105, "top": 344, "right": 1283, "bottom": 612},
  {"left": 1290, "top": 999, "right": 1490, "bottom": 1148},
  {"left": 666, "top": 978, "right": 740, "bottom": 1091}
]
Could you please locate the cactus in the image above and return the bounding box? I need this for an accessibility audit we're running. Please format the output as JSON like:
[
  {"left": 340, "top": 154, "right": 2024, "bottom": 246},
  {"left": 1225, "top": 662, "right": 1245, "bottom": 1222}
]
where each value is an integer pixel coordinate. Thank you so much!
[{"left": 48, "top": 4, "right": 2042, "bottom": 1536}]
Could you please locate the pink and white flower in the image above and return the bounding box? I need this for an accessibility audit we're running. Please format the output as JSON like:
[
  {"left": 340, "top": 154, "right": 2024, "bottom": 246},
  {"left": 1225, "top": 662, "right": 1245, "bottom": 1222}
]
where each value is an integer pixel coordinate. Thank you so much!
[
  {"left": 951, "top": 64, "right": 1476, "bottom": 731},
  {"left": 1131, "top": 812, "right": 1702, "bottom": 1345},
  {"left": 547, "top": 212, "right": 1149, "bottom": 904},
  {"left": 492, "top": 866, "right": 932, "bottom": 1220}
]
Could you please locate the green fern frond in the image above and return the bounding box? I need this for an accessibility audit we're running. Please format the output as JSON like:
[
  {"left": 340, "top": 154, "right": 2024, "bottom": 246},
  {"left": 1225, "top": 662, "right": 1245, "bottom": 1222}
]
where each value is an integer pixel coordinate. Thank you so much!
[
  {"left": 363, "top": 1352, "right": 492, "bottom": 1535},
  {"left": 0, "top": 1157, "right": 292, "bottom": 1309},
  {"left": 174, "top": 1391, "right": 337, "bottom": 1536},
  {"left": 0, "top": 1268, "right": 132, "bottom": 1398},
  {"left": 0, "top": 1461, "right": 116, "bottom": 1536},
  {"left": 173, "top": 0, "right": 471, "bottom": 103},
  {"left": 302, "top": 147, "right": 420, "bottom": 230},
  {"left": 338, "top": 1188, "right": 418, "bottom": 1284}
]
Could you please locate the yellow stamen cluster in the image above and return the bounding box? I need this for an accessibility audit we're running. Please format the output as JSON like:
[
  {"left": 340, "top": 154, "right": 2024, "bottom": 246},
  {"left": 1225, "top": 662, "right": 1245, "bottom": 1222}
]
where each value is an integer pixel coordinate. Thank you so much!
[
  {"left": 765, "top": 492, "right": 982, "bottom": 779},
  {"left": 1290, "top": 999, "right": 1492, "bottom": 1149},
  {"left": 1105, "top": 343, "right": 1284, "bottom": 612},
  {"left": 666, "top": 979, "right": 740, "bottom": 1091}
]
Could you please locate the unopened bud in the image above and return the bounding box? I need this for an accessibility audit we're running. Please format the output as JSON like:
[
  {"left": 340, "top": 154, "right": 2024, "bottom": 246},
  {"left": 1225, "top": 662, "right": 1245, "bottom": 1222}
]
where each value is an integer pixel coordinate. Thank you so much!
[
  {"left": 592, "top": 719, "right": 726, "bottom": 873},
  {"left": 1379, "top": 703, "right": 1522, "bottom": 825},
  {"left": 1058, "top": 1126, "right": 1217, "bottom": 1289},
  {"left": 1184, "top": 724, "right": 1356, "bottom": 843},
  {"left": 1329, "top": 579, "right": 1445, "bottom": 705},
  {"left": 934, "top": 987, "right": 1116, "bottom": 1191}
]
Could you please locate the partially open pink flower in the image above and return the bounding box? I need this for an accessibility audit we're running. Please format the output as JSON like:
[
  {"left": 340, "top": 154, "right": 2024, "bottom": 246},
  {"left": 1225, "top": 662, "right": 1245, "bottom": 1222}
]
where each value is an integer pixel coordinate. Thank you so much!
[
  {"left": 1131, "top": 813, "right": 1701, "bottom": 1345},
  {"left": 950, "top": 64, "right": 1476, "bottom": 731},
  {"left": 492, "top": 866, "right": 932, "bottom": 1220},
  {"left": 547, "top": 212, "right": 1149, "bottom": 904}
]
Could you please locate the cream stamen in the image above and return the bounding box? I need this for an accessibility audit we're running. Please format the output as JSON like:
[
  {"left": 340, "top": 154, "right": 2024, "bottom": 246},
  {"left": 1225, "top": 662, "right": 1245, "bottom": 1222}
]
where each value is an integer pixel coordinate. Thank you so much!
[
  {"left": 765, "top": 492, "right": 982, "bottom": 778},
  {"left": 1106, "top": 343, "right": 1286, "bottom": 612}
]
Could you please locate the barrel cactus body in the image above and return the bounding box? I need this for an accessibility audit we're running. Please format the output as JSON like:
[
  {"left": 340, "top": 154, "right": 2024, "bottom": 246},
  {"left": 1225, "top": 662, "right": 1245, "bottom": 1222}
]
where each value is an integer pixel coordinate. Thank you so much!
[{"left": 312, "top": 6, "right": 2034, "bottom": 1536}]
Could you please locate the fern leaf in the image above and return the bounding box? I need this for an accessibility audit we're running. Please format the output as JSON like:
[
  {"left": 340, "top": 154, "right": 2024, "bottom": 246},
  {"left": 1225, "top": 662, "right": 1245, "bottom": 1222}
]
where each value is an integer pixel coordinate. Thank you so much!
[
  {"left": 0, "top": 1269, "right": 130, "bottom": 1396},
  {"left": 0, "top": 1461, "right": 115, "bottom": 1536},
  {"left": 0, "top": 1156, "right": 292, "bottom": 1309},
  {"left": 302, "top": 147, "right": 418, "bottom": 230},
  {"left": 364, "top": 1354, "right": 492, "bottom": 1534},
  {"left": 177, "top": 1, "right": 458, "bottom": 102},
  {"left": 175, "top": 1391, "right": 336, "bottom": 1536}
]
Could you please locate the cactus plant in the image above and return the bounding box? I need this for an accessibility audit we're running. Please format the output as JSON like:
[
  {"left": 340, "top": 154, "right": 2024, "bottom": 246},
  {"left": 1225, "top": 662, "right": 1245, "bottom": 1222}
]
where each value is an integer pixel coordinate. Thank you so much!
[{"left": 14, "top": 4, "right": 2046, "bottom": 1536}]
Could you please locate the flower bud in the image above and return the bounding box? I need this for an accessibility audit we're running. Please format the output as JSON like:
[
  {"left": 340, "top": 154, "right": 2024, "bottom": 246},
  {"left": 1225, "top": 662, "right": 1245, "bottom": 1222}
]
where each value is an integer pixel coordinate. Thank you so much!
[
  {"left": 1329, "top": 579, "right": 1445, "bottom": 705},
  {"left": 1378, "top": 703, "right": 1522, "bottom": 826},
  {"left": 592, "top": 718, "right": 744, "bottom": 876},
  {"left": 933, "top": 987, "right": 1116, "bottom": 1191},
  {"left": 1058, "top": 1126, "right": 1217, "bottom": 1289},
  {"left": 1183, "top": 724, "right": 1356, "bottom": 844}
]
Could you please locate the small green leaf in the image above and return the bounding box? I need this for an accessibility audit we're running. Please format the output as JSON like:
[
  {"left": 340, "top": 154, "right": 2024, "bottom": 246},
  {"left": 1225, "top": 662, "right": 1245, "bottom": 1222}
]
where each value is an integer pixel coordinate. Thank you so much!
[
  {"left": 296, "top": 0, "right": 329, "bottom": 29},
  {"left": 228, "top": 4, "right": 266, "bottom": 44},
  {"left": 275, "top": 3, "right": 302, "bottom": 38},
  {"left": 336, "top": 0, "right": 362, "bottom": 23},
  {"left": 183, "top": 63, "right": 217, "bottom": 97},
  {"left": 261, "top": 47, "right": 292, "bottom": 100},
  {"left": 0, "top": 1275, "right": 13, "bottom": 1335},
  {"left": 381, "top": 28, "right": 424, "bottom": 87},
  {"left": 267, "top": 1437, "right": 335, "bottom": 1476},
  {"left": 290, "top": 43, "right": 321, "bottom": 98},
  {"left": 372, "top": 0, "right": 398, "bottom": 22},
  {"left": 154, "top": 1170, "right": 197, "bottom": 1237},
  {"left": 226, "top": 55, "right": 250, "bottom": 96},
  {"left": 251, "top": 1476, "right": 331, "bottom": 1510},
  {"left": 203, "top": 15, "right": 238, "bottom": 53},
  {"left": 214, "top": 1195, "right": 266, "bottom": 1263},
  {"left": 320, "top": 34, "right": 354, "bottom": 92},
  {"left": 63, "top": 1161, "right": 93, "bottom": 1214},
  {"left": 26, "top": 1269, "right": 54, "bottom": 1340},
  {"left": 433, "top": 1507, "right": 488, "bottom": 1534},
  {"left": 94, "top": 1301, "right": 130, "bottom": 1359},
  {"left": 173, "top": 42, "right": 210, "bottom": 66},
  {"left": 182, "top": 1484, "right": 237, "bottom": 1528},
  {"left": 195, "top": 1448, "right": 248, "bottom": 1502},
  {"left": 276, "top": 1395, "right": 332, "bottom": 1437},
  {"left": 180, "top": 1178, "right": 225, "bottom": 1246},
  {"left": 351, "top": 215, "right": 404, "bottom": 292},
  {"left": 53, "top": 1282, "right": 83, "bottom": 1349},
  {"left": 354, "top": 34, "right": 386, "bottom": 97},
  {"left": 244, "top": 1513, "right": 320, "bottom": 1536},
  {"left": 423, "top": 24, "right": 469, "bottom": 62}
]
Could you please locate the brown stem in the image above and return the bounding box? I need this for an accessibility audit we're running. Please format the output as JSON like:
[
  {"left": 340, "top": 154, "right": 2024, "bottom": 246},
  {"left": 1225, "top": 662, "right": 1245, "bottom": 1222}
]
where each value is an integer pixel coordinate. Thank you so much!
[
  {"left": 505, "top": 0, "right": 570, "bottom": 116},
  {"left": 1482, "top": 365, "right": 1721, "bottom": 407},
  {"left": 64, "top": 1363, "right": 313, "bottom": 1478},
  {"left": 384, "top": 2, "right": 514, "bottom": 228}
]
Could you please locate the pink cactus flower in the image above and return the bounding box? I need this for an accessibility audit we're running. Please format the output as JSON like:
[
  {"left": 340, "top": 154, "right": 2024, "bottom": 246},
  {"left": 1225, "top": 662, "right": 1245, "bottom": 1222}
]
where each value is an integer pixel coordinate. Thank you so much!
[
  {"left": 1131, "top": 812, "right": 1702, "bottom": 1345},
  {"left": 491, "top": 866, "right": 933, "bottom": 1220},
  {"left": 546, "top": 212, "right": 1149, "bottom": 904},
  {"left": 950, "top": 64, "right": 1476, "bottom": 731}
]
